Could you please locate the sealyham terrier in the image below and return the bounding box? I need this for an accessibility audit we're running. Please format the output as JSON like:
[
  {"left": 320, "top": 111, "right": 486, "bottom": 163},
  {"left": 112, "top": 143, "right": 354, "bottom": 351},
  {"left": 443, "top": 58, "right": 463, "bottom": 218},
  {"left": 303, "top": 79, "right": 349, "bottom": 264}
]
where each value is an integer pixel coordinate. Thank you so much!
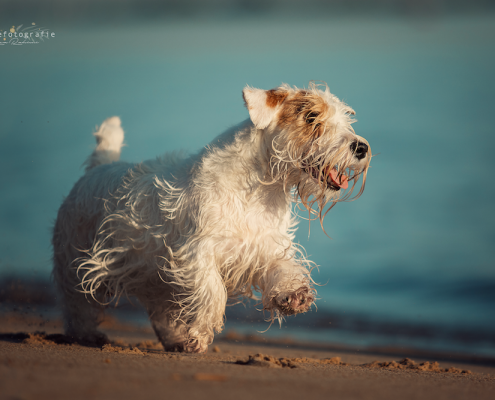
[{"left": 52, "top": 82, "right": 371, "bottom": 353}]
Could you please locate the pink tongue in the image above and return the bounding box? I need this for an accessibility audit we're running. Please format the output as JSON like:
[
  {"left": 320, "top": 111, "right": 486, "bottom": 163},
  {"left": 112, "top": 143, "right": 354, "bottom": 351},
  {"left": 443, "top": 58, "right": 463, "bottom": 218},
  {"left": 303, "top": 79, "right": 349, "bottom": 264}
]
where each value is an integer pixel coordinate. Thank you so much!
[{"left": 329, "top": 169, "right": 349, "bottom": 189}]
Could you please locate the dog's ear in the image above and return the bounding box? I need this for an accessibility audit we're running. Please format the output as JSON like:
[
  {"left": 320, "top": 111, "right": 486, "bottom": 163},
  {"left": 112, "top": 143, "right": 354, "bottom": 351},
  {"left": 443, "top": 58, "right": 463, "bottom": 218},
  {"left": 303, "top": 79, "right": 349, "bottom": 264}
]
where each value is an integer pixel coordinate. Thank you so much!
[{"left": 243, "top": 86, "right": 287, "bottom": 129}]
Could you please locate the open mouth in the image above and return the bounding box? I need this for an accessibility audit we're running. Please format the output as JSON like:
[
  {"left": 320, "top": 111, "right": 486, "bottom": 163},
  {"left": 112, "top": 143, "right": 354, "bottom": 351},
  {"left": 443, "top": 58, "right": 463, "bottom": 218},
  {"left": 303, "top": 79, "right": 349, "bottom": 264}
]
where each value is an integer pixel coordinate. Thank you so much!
[{"left": 304, "top": 166, "right": 349, "bottom": 191}]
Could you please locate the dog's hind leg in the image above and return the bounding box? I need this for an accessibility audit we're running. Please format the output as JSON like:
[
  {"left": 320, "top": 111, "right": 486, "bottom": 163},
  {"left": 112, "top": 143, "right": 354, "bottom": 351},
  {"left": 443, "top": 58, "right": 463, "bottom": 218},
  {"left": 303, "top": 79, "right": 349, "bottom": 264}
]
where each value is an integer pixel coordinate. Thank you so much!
[
  {"left": 53, "top": 243, "right": 109, "bottom": 345},
  {"left": 59, "top": 286, "right": 108, "bottom": 345},
  {"left": 52, "top": 204, "right": 109, "bottom": 345},
  {"left": 53, "top": 261, "right": 109, "bottom": 345},
  {"left": 149, "top": 312, "right": 189, "bottom": 352},
  {"left": 136, "top": 286, "right": 189, "bottom": 352}
]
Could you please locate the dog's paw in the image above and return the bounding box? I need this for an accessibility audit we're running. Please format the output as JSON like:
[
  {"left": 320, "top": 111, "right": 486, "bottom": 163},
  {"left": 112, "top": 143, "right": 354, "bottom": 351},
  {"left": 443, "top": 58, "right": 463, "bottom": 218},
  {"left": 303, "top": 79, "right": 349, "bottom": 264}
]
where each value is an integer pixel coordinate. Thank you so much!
[
  {"left": 184, "top": 337, "right": 209, "bottom": 353},
  {"left": 273, "top": 286, "right": 314, "bottom": 315},
  {"left": 162, "top": 337, "right": 209, "bottom": 354}
]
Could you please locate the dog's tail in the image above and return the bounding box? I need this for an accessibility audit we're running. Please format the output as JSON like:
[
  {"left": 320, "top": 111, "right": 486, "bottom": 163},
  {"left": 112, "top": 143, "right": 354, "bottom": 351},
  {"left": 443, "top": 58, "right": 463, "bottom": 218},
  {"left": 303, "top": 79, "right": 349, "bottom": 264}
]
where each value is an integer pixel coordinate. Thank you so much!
[{"left": 84, "top": 116, "right": 125, "bottom": 172}]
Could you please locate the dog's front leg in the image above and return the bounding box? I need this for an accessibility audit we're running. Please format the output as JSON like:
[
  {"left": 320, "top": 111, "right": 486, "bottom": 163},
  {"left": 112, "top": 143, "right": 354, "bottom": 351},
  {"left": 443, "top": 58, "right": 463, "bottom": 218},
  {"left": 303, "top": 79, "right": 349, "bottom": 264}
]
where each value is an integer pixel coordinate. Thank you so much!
[
  {"left": 259, "top": 261, "right": 315, "bottom": 316},
  {"left": 184, "top": 265, "right": 227, "bottom": 353},
  {"left": 149, "top": 259, "right": 227, "bottom": 354}
]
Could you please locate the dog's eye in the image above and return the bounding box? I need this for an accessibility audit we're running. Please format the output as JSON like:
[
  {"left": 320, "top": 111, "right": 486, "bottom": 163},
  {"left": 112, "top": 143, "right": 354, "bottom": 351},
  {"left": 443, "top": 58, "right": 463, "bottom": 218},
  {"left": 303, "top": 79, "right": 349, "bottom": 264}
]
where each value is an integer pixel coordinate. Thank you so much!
[{"left": 305, "top": 112, "right": 319, "bottom": 124}]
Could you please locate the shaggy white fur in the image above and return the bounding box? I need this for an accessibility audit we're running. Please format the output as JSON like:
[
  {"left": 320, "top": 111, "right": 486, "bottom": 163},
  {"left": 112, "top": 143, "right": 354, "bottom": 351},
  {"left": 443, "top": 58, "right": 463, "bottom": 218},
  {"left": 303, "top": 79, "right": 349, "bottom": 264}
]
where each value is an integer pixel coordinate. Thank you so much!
[{"left": 52, "top": 82, "right": 371, "bottom": 353}]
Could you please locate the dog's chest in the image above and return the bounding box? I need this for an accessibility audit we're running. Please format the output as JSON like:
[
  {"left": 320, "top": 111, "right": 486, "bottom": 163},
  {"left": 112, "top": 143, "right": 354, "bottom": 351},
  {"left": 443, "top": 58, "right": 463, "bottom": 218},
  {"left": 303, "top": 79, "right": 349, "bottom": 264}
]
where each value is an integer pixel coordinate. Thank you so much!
[{"left": 206, "top": 186, "right": 293, "bottom": 247}]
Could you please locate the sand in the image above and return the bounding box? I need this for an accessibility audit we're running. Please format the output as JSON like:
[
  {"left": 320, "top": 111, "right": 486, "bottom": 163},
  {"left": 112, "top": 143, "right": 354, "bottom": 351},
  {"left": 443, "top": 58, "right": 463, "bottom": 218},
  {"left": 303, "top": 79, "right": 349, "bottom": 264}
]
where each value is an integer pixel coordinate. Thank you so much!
[{"left": 1, "top": 312, "right": 494, "bottom": 400}]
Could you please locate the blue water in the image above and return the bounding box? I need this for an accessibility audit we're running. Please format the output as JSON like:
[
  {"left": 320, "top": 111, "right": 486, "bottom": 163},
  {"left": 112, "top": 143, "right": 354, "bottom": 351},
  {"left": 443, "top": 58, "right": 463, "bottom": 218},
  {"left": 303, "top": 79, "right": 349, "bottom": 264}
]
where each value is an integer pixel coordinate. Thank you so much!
[{"left": 1, "top": 14, "right": 494, "bottom": 354}]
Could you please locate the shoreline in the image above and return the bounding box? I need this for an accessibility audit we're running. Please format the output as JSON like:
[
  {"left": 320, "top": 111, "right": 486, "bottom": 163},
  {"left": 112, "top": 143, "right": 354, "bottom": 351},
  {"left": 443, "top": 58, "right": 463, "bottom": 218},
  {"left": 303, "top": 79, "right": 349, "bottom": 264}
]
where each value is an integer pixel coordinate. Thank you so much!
[{"left": 2, "top": 305, "right": 495, "bottom": 364}]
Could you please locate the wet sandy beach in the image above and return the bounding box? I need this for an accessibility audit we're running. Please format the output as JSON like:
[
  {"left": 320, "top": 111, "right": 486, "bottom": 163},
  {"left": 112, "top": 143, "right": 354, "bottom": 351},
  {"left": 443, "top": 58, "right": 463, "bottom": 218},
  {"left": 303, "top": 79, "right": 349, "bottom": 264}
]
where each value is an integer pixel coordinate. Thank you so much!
[{"left": 1, "top": 312, "right": 493, "bottom": 400}]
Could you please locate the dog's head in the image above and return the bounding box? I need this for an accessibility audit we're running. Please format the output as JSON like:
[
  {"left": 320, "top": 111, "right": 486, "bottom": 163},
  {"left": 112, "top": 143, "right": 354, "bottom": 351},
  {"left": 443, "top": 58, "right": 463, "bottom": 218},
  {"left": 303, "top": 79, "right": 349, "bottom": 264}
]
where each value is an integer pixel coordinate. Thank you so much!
[{"left": 243, "top": 81, "right": 371, "bottom": 221}]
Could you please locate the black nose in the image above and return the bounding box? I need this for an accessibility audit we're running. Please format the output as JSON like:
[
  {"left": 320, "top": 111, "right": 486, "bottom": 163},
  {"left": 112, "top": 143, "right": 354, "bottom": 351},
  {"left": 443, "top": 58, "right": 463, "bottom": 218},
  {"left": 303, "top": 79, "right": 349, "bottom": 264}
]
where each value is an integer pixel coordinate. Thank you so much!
[{"left": 350, "top": 141, "right": 368, "bottom": 160}]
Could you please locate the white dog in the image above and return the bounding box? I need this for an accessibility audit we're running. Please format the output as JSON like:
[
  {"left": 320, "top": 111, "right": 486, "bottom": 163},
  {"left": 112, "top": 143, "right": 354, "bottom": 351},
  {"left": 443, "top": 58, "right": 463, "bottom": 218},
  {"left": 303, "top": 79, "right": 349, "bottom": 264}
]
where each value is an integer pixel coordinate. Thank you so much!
[{"left": 52, "top": 82, "right": 371, "bottom": 353}]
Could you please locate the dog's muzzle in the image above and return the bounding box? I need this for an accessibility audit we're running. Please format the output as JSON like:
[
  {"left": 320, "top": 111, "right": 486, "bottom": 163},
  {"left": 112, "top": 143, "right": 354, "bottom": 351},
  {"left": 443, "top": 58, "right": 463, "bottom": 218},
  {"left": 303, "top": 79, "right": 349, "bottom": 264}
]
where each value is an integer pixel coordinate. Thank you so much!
[{"left": 350, "top": 141, "right": 368, "bottom": 160}]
